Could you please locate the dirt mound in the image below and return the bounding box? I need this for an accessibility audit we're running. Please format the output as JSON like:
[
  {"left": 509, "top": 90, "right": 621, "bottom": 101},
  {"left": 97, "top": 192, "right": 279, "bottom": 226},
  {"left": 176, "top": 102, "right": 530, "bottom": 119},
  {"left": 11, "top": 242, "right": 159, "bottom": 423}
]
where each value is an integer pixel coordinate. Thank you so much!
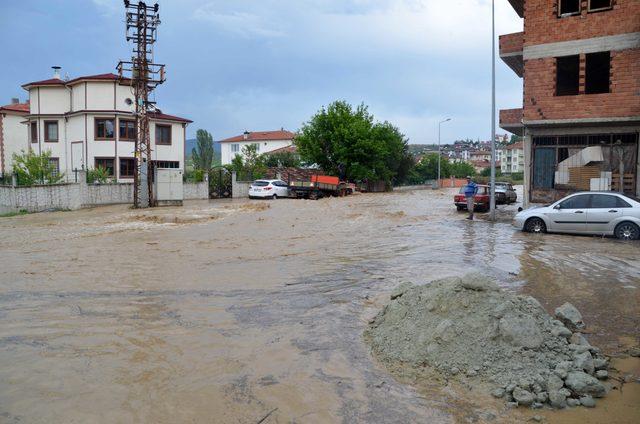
[{"left": 366, "top": 275, "right": 610, "bottom": 409}]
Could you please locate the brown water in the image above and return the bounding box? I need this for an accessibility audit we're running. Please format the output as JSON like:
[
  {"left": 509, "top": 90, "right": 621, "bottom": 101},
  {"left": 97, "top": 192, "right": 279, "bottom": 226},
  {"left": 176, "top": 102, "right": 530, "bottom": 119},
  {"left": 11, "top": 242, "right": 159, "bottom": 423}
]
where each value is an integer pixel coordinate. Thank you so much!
[{"left": 0, "top": 188, "right": 638, "bottom": 423}]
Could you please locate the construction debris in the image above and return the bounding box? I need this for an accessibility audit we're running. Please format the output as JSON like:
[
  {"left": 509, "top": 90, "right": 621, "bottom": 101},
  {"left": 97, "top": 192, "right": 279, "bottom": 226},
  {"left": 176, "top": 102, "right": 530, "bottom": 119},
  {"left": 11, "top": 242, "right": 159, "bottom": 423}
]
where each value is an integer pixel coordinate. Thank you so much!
[{"left": 366, "top": 275, "right": 610, "bottom": 409}]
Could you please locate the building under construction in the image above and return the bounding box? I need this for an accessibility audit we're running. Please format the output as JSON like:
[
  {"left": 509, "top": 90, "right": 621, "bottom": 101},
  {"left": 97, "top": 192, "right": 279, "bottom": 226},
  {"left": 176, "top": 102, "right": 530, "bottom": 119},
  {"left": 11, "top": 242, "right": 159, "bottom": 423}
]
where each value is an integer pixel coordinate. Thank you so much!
[{"left": 499, "top": 0, "right": 640, "bottom": 205}]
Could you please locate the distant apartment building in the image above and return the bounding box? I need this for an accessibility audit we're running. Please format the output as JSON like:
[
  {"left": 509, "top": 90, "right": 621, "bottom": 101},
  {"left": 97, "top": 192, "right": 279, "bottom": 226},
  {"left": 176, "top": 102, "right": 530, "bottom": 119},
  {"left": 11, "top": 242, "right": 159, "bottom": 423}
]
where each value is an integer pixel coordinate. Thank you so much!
[
  {"left": 470, "top": 150, "right": 492, "bottom": 162},
  {"left": 220, "top": 130, "right": 295, "bottom": 165},
  {"left": 501, "top": 141, "right": 525, "bottom": 174},
  {"left": 1, "top": 69, "right": 191, "bottom": 182},
  {"left": 499, "top": 0, "right": 640, "bottom": 204}
]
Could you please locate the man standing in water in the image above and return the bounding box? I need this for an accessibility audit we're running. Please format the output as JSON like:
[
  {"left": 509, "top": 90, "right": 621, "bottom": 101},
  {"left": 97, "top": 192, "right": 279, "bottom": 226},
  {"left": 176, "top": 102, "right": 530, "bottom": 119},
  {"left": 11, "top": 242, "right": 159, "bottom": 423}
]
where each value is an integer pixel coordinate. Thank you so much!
[{"left": 463, "top": 176, "right": 478, "bottom": 220}]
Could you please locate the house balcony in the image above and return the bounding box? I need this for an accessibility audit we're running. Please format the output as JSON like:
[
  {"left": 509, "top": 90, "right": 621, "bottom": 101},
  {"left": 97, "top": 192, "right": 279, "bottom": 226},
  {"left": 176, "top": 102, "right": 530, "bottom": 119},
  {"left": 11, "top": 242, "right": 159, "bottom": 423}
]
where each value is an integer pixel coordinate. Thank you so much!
[
  {"left": 499, "top": 32, "right": 524, "bottom": 77},
  {"left": 507, "top": 0, "right": 524, "bottom": 18},
  {"left": 500, "top": 108, "right": 524, "bottom": 136}
]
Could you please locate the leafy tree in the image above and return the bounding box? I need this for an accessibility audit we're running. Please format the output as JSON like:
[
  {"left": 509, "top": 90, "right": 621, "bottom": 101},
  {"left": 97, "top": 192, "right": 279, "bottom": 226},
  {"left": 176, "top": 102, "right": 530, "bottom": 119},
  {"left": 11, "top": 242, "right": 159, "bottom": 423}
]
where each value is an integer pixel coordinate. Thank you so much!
[
  {"left": 263, "top": 150, "right": 301, "bottom": 168},
  {"left": 509, "top": 134, "right": 522, "bottom": 145},
  {"left": 295, "top": 101, "right": 410, "bottom": 183},
  {"left": 449, "top": 161, "right": 476, "bottom": 178},
  {"left": 191, "top": 129, "right": 215, "bottom": 171},
  {"left": 480, "top": 167, "right": 502, "bottom": 177},
  {"left": 12, "top": 150, "right": 64, "bottom": 186},
  {"left": 230, "top": 144, "right": 267, "bottom": 180}
]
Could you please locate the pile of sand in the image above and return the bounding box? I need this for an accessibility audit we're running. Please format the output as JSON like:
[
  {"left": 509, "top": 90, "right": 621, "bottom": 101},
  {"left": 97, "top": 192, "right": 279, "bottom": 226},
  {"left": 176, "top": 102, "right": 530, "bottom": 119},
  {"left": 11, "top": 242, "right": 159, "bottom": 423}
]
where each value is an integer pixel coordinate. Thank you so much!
[{"left": 366, "top": 275, "right": 610, "bottom": 409}]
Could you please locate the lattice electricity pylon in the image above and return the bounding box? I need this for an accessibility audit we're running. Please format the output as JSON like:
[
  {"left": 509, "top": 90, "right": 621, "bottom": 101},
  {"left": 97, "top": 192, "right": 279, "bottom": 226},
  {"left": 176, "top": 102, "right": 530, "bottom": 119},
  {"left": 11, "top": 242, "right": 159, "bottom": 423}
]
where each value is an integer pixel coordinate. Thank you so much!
[{"left": 117, "top": 0, "right": 166, "bottom": 208}]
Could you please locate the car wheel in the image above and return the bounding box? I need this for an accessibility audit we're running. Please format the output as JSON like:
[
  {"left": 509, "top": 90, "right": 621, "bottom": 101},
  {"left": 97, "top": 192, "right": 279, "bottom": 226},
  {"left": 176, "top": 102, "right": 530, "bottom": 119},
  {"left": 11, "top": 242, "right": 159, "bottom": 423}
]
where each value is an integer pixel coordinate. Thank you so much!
[
  {"left": 614, "top": 222, "right": 640, "bottom": 240},
  {"left": 525, "top": 217, "right": 546, "bottom": 234},
  {"left": 272, "top": 194, "right": 278, "bottom": 200},
  {"left": 456, "top": 205, "right": 464, "bottom": 211}
]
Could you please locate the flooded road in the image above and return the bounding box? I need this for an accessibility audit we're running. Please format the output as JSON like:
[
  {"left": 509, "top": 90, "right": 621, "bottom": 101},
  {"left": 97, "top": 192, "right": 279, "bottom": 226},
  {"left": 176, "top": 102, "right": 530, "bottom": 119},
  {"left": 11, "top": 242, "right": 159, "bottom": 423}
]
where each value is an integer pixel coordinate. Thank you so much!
[{"left": 0, "top": 188, "right": 638, "bottom": 423}]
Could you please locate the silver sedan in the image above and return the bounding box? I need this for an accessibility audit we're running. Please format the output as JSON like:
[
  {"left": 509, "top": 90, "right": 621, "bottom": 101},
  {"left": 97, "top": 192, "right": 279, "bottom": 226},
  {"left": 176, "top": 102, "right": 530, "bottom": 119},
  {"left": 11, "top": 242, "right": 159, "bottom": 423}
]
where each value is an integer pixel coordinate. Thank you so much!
[{"left": 513, "top": 192, "right": 640, "bottom": 240}]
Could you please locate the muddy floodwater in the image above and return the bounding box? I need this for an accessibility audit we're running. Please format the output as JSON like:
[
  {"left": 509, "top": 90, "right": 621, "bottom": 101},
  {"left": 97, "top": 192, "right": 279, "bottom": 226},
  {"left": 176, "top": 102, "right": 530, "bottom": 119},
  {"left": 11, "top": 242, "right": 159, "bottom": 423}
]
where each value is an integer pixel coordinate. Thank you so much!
[{"left": 0, "top": 188, "right": 638, "bottom": 423}]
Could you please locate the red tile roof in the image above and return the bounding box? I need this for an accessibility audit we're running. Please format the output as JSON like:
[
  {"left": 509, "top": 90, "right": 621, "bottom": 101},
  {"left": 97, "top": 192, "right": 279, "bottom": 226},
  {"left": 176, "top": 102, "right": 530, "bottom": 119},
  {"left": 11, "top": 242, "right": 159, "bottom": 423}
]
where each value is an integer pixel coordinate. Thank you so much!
[
  {"left": 22, "top": 73, "right": 131, "bottom": 88},
  {"left": 0, "top": 102, "right": 30, "bottom": 113},
  {"left": 264, "top": 145, "right": 297, "bottom": 155},
  {"left": 149, "top": 111, "right": 193, "bottom": 123},
  {"left": 220, "top": 130, "right": 295, "bottom": 143},
  {"left": 505, "top": 141, "right": 524, "bottom": 150}
]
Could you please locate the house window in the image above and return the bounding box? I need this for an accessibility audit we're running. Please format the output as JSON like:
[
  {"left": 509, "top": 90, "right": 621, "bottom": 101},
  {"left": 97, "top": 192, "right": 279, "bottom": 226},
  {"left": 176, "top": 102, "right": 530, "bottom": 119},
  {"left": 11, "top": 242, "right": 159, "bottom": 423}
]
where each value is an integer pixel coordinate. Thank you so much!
[
  {"left": 30, "top": 122, "right": 38, "bottom": 143},
  {"left": 585, "top": 52, "right": 610, "bottom": 94},
  {"left": 231, "top": 143, "right": 240, "bottom": 153},
  {"left": 558, "top": 0, "right": 580, "bottom": 16},
  {"left": 119, "top": 158, "right": 135, "bottom": 178},
  {"left": 48, "top": 157, "right": 60, "bottom": 177},
  {"left": 44, "top": 121, "right": 58, "bottom": 142},
  {"left": 119, "top": 119, "right": 136, "bottom": 141},
  {"left": 588, "top": 0, "right": 612, "bottom": 12},
  {"left": 556, "top": 55, "right": 580, "bottom": 96},
  {"left": 94, "top": 157, "right": 115, "bottom": 176},
  {"left": 253, "top": 143, "right": 260, "bottom": 152},
  {"left": 152, "top": 160, "right": 179, "bottom": 169},
  {"left": 95, "top": 118, "right": 115, "bottom": 139},
  {"left": 155, "top": 124, "right": 172, "bottom": 145}
]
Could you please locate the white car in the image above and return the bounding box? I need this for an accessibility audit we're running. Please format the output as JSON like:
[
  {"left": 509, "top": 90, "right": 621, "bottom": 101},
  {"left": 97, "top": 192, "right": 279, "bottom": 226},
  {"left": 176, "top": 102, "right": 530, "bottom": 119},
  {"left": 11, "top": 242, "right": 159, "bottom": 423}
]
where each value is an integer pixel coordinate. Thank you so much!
[
  {"left": 513, "top": 192, "right": 640, "bottom": 240},
  {"left": 248, "top": 179, "right": 290, "bottom": 199}
]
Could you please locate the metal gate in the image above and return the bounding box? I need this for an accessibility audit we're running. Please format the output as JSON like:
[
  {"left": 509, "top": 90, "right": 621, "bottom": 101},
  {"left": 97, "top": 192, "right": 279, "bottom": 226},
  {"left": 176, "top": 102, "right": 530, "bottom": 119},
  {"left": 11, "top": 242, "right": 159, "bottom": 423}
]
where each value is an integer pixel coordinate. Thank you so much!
[{"left": 209, "top": 167, "right": 232, "bottom": 198}]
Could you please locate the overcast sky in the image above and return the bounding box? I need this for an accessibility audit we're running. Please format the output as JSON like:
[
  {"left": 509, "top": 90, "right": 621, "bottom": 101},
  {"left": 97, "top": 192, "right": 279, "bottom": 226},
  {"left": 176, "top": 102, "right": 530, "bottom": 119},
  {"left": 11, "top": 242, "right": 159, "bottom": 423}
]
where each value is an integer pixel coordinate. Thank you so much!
[{"left": 0, "top": 0, "right": 523, "bottom": 143}]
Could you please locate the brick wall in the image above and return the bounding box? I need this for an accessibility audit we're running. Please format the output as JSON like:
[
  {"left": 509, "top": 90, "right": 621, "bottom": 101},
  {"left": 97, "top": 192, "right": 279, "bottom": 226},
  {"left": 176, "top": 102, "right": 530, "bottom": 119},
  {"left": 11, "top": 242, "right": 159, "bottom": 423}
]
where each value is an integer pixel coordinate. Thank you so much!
[
  {"left": 500, "top": 108, "right": 524, "bottom": 125},
  {"left": 500, "top": 31, "right": 524, "bottom": 55},
  {"left": 524, "top": 0, "right": 640, "bottom": 47},
  {"left": 523, "top": 48, "right": 640, "bottom": 121}
]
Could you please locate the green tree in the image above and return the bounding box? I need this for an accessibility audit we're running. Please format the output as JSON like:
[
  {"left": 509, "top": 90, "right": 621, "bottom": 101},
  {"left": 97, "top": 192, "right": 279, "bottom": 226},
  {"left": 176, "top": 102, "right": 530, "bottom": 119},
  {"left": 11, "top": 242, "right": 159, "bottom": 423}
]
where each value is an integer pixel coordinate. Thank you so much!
[
  {"left": 191, "top": 129, "right": 215, "bottom": 171},
  {"left": 450, "top": 161, "right": 476, "bottom": 178},
  {"left": 230, "top": 144, "right": 267, "bottom": 180},
  {"left": 12, "top": 150, "right": 64, "bottom": 186},
  {"left": 295, "top": 101, "right": 410, "bottom": 183},
  {"left": 509, "top": 134, "right": 522, "bottom": 145},
  {"left": 263, "top": 150, "right": 301, "bottom": 168}
]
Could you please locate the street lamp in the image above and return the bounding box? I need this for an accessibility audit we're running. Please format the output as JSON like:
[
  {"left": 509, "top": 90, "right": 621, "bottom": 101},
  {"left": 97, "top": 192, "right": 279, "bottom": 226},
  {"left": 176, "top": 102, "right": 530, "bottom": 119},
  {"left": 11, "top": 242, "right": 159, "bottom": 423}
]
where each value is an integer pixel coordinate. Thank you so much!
[
  {"left": 438, "top": 118, "right": 451, "bottom": 188},
  {"left": 489, "top": 0, "right": 497, "bottom": 220}
]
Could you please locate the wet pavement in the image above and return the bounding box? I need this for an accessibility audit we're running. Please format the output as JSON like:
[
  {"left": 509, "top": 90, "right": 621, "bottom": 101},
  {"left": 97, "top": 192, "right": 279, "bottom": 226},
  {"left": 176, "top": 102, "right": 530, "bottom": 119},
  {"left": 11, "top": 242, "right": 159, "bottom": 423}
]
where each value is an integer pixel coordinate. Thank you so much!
[{"left": 0, "top": 188, "right": 638, "bottom": 423}]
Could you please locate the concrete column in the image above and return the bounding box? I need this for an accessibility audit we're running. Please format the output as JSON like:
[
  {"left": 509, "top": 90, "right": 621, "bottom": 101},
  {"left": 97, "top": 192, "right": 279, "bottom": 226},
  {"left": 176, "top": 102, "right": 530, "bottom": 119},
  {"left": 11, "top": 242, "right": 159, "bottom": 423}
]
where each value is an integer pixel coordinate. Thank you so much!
[
  {"left": 523, "top": 130, "right": 532, "bottom": 208},
  {"left": 11, "top": 173, "right": 17, "bottom": 188}
]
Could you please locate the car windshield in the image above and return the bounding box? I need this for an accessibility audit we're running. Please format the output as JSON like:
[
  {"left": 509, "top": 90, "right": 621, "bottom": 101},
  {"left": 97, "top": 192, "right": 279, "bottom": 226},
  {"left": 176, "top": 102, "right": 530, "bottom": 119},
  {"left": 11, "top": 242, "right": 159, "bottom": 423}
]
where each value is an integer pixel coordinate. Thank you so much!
[{"left": 252, "top": 181, "right": 270, "bottom": 187}]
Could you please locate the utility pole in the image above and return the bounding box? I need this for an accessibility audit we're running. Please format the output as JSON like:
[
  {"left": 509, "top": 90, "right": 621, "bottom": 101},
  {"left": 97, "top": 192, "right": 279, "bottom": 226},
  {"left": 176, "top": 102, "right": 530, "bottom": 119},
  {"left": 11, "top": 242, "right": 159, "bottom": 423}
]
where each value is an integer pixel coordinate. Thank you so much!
[
  {"left": 438, "top": 118, "right": 451, "bottom": 188},
  {"left": 489, "top": 0, "right": 497, "bottom": 221},
  {"left": 117, "top": 0, "right": 166, "bottom": 208}
]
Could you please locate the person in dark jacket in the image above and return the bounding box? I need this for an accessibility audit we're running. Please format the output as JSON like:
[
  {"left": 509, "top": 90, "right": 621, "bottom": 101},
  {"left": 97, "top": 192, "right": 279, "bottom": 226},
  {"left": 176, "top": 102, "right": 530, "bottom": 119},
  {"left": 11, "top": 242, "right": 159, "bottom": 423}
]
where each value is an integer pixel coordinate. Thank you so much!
[{"left": 463, "top": 176, "right": 478, "bottom": 220}]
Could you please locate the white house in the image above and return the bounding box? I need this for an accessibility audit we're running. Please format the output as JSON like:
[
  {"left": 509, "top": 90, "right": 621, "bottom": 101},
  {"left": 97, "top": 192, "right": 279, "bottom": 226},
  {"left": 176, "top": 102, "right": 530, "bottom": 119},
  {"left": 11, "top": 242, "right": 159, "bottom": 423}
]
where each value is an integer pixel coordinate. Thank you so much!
[
  {"left": 3, "top": 69, "right": 191, "bottom": 182},
  {"left": 0, "top": 100, "right": 30, "bottom": 178},
  {"left": 501, "top": 141, "right": 525, "bottom": 174},
  {"left": 220, "top": 130, "right": 295, "bottom": 165}
]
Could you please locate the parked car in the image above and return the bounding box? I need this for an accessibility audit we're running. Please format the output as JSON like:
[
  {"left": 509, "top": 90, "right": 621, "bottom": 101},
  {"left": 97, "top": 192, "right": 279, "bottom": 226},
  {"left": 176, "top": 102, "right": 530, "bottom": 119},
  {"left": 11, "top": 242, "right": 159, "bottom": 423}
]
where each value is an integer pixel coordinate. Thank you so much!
[
  {"left": 513, "top": 192, "right": 640, "bottom": 240},
  {"left": 493, "top": 182, "right": 517, "bottom": 204},
  {"left": 454, "top": 185, "right": 491, "bottom": 212},
  {"left": 248, "top": 180, "right": 289, "bottom": 199}
]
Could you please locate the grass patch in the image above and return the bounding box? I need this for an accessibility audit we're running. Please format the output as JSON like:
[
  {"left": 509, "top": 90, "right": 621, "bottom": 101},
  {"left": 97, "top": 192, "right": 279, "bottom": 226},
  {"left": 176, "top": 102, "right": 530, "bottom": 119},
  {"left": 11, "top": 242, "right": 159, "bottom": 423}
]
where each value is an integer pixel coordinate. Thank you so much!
[{"left": 0, "top": 209, "right": 28, "bottom": 218}]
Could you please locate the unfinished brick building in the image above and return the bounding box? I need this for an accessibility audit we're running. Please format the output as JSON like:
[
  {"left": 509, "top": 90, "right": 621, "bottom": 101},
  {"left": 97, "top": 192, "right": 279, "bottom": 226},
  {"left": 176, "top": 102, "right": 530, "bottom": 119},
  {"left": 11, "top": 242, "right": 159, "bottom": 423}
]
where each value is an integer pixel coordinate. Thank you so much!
[{"left": 499, "top": 0, "right": 640, "bottom": 204}]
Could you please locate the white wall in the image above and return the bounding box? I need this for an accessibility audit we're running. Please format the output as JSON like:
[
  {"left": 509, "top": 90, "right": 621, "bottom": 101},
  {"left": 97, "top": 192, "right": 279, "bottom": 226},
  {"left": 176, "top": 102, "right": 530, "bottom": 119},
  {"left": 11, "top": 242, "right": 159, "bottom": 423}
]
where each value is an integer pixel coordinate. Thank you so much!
[
  {"left": 221, "top": 139, "right": 292, "bottom": 165},
  {"left": 1, "top": 113, "right": 29, "bottom": 175}
]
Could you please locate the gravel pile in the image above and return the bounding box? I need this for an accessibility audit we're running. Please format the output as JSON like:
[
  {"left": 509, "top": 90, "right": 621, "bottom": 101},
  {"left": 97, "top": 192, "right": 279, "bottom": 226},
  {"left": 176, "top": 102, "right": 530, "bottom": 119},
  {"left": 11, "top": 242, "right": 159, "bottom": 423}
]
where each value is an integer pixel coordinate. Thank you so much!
[{"left": 366, "top": 275, "right": 610, "bottom": 409}]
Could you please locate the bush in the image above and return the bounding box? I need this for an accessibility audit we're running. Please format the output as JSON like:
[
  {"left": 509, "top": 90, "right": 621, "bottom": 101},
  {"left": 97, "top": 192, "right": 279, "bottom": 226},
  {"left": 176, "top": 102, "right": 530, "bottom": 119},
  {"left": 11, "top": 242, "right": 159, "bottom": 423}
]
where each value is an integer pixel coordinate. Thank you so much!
[
  {"left": 184, "top": 168, "right": 205, "bottom": 183},
  {"left": 86, "top": 167, "right": 113, "bottom": 184},
  {"left": 12, "top": 150, "right": 64, "bottom": 186}
]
